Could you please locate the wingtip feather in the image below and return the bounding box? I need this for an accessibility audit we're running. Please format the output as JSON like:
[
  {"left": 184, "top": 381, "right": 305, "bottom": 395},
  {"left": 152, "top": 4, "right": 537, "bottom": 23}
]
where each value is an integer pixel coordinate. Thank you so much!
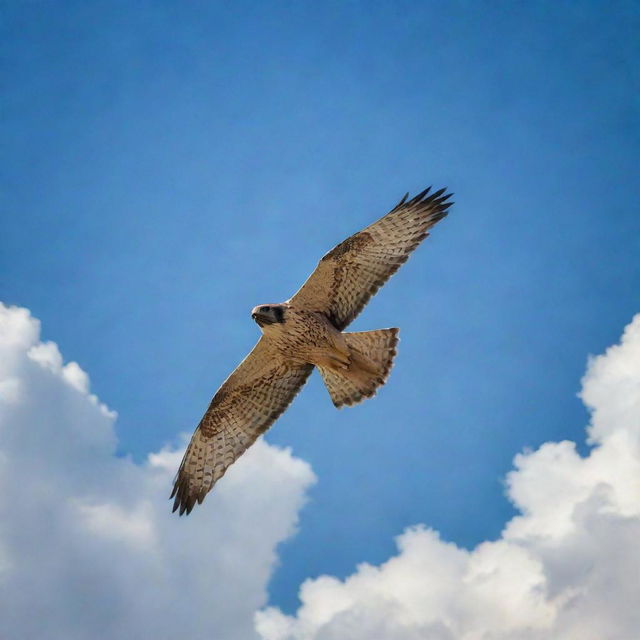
[
  {"left": 403, "top": 185, "right": 454, "bottom": 223},
  {"left": 409, "top": 186, "right": 431, "bottom": 205},
  {"left": 397, "top": 192, "right": 409, "bottom": 207}
]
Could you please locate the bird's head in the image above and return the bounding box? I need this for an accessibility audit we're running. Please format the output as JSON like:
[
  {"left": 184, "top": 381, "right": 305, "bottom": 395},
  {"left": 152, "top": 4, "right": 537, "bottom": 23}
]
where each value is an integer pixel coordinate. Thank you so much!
[{"left": 251, "top": 303, "right": 287, "bottom": 329}]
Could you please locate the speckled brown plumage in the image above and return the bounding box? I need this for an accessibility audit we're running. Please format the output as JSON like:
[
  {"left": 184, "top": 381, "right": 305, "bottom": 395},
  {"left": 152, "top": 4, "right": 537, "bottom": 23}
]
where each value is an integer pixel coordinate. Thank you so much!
[
  {"left": 171, "top": 338, "right": 313, "bottom": 515},
  {"left": 319, "top": 328, "right": 399, "bottom": 407},
  {"left": 290, "top": 187, "right": 452, "bottom": 330},
  {"left": 171, "top": 186, "right": 451, "bottom": 515}
]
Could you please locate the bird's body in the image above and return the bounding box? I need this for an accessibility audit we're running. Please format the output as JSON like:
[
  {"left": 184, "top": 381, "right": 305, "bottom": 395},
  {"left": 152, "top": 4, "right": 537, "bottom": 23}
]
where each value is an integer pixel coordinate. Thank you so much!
[
  {"left": 252, "top": 302, "right": 399, "bottom": 404},
  {"left": 253, "top": 304, "right": 349, "bottom": 369},
  {"left": 171, "top": 186, "right": 453, "bottom": 514}
]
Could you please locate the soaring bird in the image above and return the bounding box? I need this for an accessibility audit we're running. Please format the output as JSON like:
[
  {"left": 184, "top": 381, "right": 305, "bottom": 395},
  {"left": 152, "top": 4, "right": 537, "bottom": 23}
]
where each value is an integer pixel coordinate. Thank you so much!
[{"left": 171, "top": 186, "right": 452, "bottom": 514}]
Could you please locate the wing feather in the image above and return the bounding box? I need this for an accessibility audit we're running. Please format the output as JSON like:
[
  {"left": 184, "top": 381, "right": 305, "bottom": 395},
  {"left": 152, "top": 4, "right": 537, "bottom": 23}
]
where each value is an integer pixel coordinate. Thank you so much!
[
  {"left": 171, "top": 338, "right": 313, "bottom": 515},
  {"left": 289, "top": 187, "right": 452, "bottom": 330}
]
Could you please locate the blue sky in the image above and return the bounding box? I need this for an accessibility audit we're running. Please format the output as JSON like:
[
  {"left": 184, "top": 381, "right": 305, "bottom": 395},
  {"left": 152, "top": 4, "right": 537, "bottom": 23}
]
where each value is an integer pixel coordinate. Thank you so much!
[{"left": 2, "top": 0, "right": 638, "bottom": 615}]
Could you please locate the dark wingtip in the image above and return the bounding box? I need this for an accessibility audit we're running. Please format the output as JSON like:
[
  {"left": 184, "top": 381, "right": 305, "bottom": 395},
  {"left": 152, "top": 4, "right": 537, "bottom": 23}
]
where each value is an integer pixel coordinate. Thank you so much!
[
  {"left": 404, "top": 186, "right": 454, "bottom": 223},
  {"left": 396, "top": 192, "right": 409, "bottom": 207},
  {"left": 170, "top": 475, "right": 196, "bottom": 516},
  {"left": 172, "top": 495, "right": 194, "bottom": 516},
  {"left": 409, "top": 186, "right": 431, "bottom": 205},
  {"left": 170, "top": 489, "right": 183, "bottom": 515}
]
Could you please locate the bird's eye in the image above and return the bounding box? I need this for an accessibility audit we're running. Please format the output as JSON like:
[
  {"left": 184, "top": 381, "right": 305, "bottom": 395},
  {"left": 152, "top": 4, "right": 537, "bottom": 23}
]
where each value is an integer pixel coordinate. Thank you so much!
[{"left": 260, "top": 306, "right": 270, "bottom": 313}]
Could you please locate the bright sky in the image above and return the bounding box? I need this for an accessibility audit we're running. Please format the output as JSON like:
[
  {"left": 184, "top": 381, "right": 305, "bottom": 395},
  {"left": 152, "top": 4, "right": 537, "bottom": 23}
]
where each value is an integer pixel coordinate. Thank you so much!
[{"left": 2, "top": 1, "right": 639, "bottom": 632}]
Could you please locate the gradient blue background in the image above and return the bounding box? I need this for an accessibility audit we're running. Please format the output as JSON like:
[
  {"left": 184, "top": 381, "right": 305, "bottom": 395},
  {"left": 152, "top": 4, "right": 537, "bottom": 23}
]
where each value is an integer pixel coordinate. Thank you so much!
[{"left": 2, "top": 1, "right": 638, "bottom": 612}]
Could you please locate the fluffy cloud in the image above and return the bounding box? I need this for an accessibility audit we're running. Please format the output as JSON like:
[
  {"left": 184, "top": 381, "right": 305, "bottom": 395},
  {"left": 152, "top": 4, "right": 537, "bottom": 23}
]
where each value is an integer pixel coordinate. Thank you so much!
[
  {"left": 256, "top": 315, "right": 640, "bottom": 640},
  {"left": 3, "top": 301, "right": 639, "bottom": 640},
  {"left": 0, "top": 303, "right": 316, "bottom": 640}
]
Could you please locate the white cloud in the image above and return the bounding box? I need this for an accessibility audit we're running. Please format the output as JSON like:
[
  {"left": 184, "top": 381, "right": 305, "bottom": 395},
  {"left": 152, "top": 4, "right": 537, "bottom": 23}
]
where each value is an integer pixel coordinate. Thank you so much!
[
  {"left": 256, "top": 314, "right": 640, "bottom": 640},
  {"left": 3, "top": 301, "right": 639, "bottom": 640},
  {"left": 0, "top": 302, "right": 316, "bottom": 640}
]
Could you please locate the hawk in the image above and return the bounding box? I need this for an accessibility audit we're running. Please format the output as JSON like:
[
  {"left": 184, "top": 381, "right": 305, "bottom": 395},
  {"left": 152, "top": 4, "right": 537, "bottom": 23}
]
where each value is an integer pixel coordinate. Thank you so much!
[{"left": 171, "top": 186, "right": 452, "bottom": 514}]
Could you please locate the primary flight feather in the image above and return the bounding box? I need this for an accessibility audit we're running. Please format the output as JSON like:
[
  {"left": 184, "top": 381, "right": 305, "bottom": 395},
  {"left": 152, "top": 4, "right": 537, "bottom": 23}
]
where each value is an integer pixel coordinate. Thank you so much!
[{"left": 171, "top": 186, "right": 452, "bottom": 515}]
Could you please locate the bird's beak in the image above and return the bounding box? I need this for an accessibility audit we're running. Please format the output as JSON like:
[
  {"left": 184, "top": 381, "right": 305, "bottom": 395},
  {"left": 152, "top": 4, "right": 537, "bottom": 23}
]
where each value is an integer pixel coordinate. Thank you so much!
[{"left": 251, "top": 307, "right": 266, "bottom": 326}]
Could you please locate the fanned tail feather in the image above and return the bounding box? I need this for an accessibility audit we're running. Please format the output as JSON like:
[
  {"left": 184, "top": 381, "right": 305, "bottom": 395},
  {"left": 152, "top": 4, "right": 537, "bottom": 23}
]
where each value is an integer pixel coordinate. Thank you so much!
[{"left": 319, "top": 328, "right": 399, "bottom": 408}]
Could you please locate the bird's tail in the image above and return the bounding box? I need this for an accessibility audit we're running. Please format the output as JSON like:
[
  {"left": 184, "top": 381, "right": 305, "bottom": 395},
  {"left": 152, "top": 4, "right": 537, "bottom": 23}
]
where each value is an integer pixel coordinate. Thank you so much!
[{"left": 318, "top": 328, "right": 399, "bottom": 408}]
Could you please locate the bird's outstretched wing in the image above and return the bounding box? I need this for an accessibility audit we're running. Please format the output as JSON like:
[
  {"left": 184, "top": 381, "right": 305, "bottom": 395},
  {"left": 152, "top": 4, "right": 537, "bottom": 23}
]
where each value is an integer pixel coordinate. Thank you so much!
[
  {"left": 171, "top": 338, "right": 313, "bottom": 515},
  {"left": 290, "top": 187, "right": 452, "bottom": 330}
]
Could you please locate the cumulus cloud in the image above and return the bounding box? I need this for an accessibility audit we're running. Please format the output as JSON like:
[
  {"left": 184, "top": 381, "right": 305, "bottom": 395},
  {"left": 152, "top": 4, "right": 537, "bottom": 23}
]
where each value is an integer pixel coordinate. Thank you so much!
[
  {"left": 256, "top": 315, "right": 640, "bottom": 640},
  {"left": 3, "top": 301, "right": 639, "bottom": 640},
  {"left": 0, "top": 303, "right": 316, "bottom": 640}
]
